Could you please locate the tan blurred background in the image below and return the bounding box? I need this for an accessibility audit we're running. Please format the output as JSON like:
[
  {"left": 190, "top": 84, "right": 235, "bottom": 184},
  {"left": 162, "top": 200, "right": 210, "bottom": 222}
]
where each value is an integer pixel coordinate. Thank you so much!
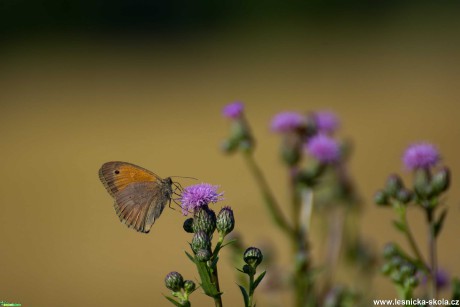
[{"left": 1, "top": 2, "right": 460, "bottom": 306}]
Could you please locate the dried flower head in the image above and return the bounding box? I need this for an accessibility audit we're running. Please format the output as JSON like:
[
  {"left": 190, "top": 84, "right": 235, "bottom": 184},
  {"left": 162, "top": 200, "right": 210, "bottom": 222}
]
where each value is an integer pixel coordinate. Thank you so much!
[
  {"left": 180, "top": 183, "right": 224, "bottom": 215},
  {"left": 222, "top": 101, "right": 244, "bottom": 119},
  {"left": 270, "top": 112, "right": 306, "bottom": 133},
  {"left": 403, "top": 143, "right": 440, "bottom": 170},
  {"left": 305, "top": 134, "right": 341, "bottom": 164}
]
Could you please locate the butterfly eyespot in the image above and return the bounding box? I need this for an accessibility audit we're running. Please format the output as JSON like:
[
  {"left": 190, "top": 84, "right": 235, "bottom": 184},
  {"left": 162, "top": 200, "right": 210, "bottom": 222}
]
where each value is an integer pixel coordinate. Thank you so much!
[{"left": 114, "top": 170, "right": 120, "bottom": 174}]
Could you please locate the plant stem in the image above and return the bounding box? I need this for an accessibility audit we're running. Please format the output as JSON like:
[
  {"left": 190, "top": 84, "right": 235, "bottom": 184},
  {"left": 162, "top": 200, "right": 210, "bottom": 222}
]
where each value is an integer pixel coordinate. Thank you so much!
[
  {"left": 211, "top": 269, "right": 223, "bottom": 307},
  {"left": 396, "top": 202, "right": 429, "bottom": 271},
  {"left": 427, "top": 209, "right": 437, "bottom": 305},
  {"left": 248, "top": 272, "right": 255, "bottom": 307},
  {"left": 243, "top": 153, "right": 293, "bottom": 236}
]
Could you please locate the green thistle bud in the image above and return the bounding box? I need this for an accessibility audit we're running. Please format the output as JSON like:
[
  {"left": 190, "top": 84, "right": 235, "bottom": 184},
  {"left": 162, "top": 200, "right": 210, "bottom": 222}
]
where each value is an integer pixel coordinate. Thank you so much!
[
  {"left": 391, "top": 271, "right": 403, "bottom": 284},
  {"left": 383, "top": 243, "right": 398, "bottom": 259},
  {"left": 216, "top": 206, "right": 235, "bottom": 236},
  {"left": 396, "top": 188, "right": 413, "bottom": 204},
  {"left": 406, "top": 276, "right": 419, "bottom": 288},
  {"left": 165, "top": 271, "right": 184, "bottom": 292},
  {"left": 191, "top": 231, "right": 211, "bottom": 253},
  {"left": 183, "top": 218, "right": 194, "bottom": 233},
  {"left": 195, "top": 249, "right": 211, "bottom": 262},
  {"left": 183, "top": 280, "right": 196, "bottom": 294},
  {"left": 414, "top": 169, "right": 432, "bottom": 198},
  {"left": 192, "top": 206, "right": 216, "bottom": 236},
  {"left": 243, "top": 247, "right": 263, "bottom": 268},
  {"left": 243, "top": 264, "right": 255, "bottom": 275},
  {"left": 385, "top": 174, "right": 403, "bottom": 197},
  {"left": 381, "top": 263, "right": 392, "bottom": 275},
  {"left": 221, "top": 138, "right": 239, "bottom": 154},
  {"left": 374, "top": 190, "right": 389, "bottom": 206},
  {"left": 432, "top": 167, "right": 450, "bottom": 195}
]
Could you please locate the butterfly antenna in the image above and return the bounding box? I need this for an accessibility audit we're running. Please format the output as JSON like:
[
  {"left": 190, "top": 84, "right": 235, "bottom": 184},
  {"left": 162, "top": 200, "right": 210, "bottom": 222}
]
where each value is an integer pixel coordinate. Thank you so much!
[{"left": 170, "top": 176, "right": 198, "bottom": 181}]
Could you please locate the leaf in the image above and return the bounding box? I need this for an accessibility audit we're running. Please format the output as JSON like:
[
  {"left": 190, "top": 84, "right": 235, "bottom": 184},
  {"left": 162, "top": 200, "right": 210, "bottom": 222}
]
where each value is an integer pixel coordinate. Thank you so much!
[
  {"left": 238, "top": 284, "right": 249, "bottom": 307},
  {"left": 434, "top": 208, "right": 448, "bottom": 237},
  {"left": 209, "top": 255, "right": 219, "bottom": 271},
  {"left": 252, "top": 270, "right": 267, "bottom": 290},
  {"left": 392, "top": 220, "right": 406, "bottom": 232},
  {"left": 195, "top": 260, "right": 220, "bottom": 298},
  {"left": 185, "top": 250, "right": 196, "bottom": 263},
  {"left": 163, "top": 295, "right": 184, "bottom": 307},
  {"left": 221, "top": 238, "right": 238, "bottom": 249}
]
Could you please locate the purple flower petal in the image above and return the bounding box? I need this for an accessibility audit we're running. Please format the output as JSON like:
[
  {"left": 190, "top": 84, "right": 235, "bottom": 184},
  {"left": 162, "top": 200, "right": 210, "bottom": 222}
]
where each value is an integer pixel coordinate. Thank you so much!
[
  {"left": 305, "top": 134, "right": 341, "bottom": 164},
  {"left": 222, "top": 102, "right": 244, "bottom": 119},
  {"left": 179, "top": 183, "right": 224, "bottom": 215},
  {"left": 314, "top": 111, "right": 340, "bottom": 134},
  {"left": 271, "top": 112, "right": 306, "bottom": 133},
  {"left": 403, "top": 143, "right": 440, "bottom": 170}
]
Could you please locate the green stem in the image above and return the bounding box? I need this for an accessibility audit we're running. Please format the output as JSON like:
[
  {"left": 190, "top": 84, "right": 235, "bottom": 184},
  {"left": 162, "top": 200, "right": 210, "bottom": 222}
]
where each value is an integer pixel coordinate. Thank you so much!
[
  {"left": 211, "top": 236, "right": 224, "bottom": 307},
  {"left": 427, "top": 209, "right": 437, "bottom": 305},
  {"left": 243, "top": 153, "right": 293, "bottom": 236},
  {"left": 248, "top": 273, "right": 255, "bottom": 307},
  {"left": 396, "top": 202, "right": 429, "bottom": 271}
]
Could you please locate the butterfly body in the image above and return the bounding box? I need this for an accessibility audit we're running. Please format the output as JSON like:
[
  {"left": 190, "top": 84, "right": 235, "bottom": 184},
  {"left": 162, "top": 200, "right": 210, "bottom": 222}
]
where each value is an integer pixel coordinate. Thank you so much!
[{"left": 99, "top": 161, "right": 173, "bottom": 233}]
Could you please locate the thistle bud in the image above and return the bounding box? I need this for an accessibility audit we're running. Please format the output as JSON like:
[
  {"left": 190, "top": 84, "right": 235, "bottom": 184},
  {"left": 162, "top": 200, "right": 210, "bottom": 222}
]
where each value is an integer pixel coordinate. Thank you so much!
[
  {"left": 183, "top": 280, "right": 196, "bottom": 294},
  {"left": 165, "top": 271, "right": 184, "bottom": 292},
  {"left": 195, "top": 249, "right": 211, "bottom": 262},
  {"left": 192, "top": 206, "right": 216, "bottom": 236},
  {"left": 414, "top": 169, "right": 432, "bottom": 198},
  {"left": 191, "top": 231, "right": 211, "bottom": 253},
  {"left": 383, "top": 243, "right": 398, "bottom": 259},
  {"left": 216, "top": 206, "right": 235, "bottom": 237},
  {"left": 396, "top": 188, "right": 413, "bottom": 204},
  {"left": 385, "top": 174, "right": 403, "bottom": 197},
  {"left": 374, "top": 190, "right": 389, "bottom": 206},
  {"left": 221, "top": 138, "right": 238, "bottom": 154},
  {"left": 432, "top": 167, "right": 450, "bottom": 194},
  {"left": 243, "top": 264, "right": 255, "bottom": 275},
  {"left": 381, "top": 263, "right": 392, "bottom": 275},
  {"left": 183, "top": 218, "right": 194, "bottom": 233},
  {"left": 243, "top": 247, "right": 263, "bottom": 268}
]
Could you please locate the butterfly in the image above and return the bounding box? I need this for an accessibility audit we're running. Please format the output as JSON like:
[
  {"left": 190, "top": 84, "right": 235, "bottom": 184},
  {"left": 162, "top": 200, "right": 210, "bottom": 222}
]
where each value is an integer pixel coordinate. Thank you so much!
[{"left": 99, "top": 161, "right": 180, "bottom": 233}]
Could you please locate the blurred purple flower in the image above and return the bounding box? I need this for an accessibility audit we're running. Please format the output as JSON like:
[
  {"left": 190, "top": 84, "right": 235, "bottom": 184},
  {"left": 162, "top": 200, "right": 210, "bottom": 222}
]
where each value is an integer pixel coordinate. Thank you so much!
[
  {"left": 403, "top": 143, "right": 440, "bottom": 170},
  {"left": 222, "top": 101, "right": 244, "bottom": 119},
  {"left": 314, "top": 110, "right": 340, "bottom": 134},
  {"left": 179, "top": 183, "right": 224, "bottom": 215},
  {"left": 421, "top": 269, "right": 450, "bottom": 290},
  {"left": 305, "top": 134, "right": 341, "bottom": 163},
  {"left": 271, "top": 112, "right": 305, "bottom": 133}
]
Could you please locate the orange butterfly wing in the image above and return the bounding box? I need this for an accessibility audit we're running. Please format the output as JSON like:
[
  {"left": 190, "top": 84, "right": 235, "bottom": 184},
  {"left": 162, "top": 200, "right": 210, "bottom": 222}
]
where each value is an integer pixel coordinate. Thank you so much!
[{"left": 98, "top": 161, "right": 172, "bottom": 233}]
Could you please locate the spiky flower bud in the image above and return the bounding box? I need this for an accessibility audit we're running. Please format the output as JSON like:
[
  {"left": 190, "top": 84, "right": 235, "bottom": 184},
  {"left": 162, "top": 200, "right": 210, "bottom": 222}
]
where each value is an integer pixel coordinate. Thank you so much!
[
  {"left": 183, "top": 218, "right": 194, "bottom": 233},
  {"left": 414, "top": 169, "right": 432, "bottom": 198},
  {"left": 216, "top": 206, "right": 235, "bottom": 236},
  {"left": 183, "top": 280, "right": 196, "bottom": 294},
  {"left": 191, "top": 231, "right": 211, "bottom": 253},
  {"left": 165, "top": 271, "right": 184, "bottom": 292},
  {"left": 396, "top": 188, "right": 413, "bottom": 204},
  {"left": 192, "top": 206, "right": 217, "bottom": 236},
  {"left": 432, "top": 167, "right": 450, "bottom": 194},
  {"left": 195, "top": 249, "right": 211, "bottom": 262},
  {"left": 383, "top": 243, "right": 398, "bottom": 259},
  {"left": 385, "top": 174, "right": 403, "bottom": 197},
  {"left": 244, "top": 247, "right": 263, "bottom": 268},
  {"left": 374, "top": 190, "right": 389, "bottom": 206}
]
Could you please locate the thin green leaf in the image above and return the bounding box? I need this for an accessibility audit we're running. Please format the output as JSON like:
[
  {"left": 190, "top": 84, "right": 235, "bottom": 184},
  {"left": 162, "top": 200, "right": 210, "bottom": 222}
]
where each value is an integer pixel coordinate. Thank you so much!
[
  {"left": 195, "top": 261, "right": 220, "bottom": 297},
  {"left": 238, "top": 284, "right": 249, "bottom": 307},
  {"left": 392, "top": 220, "right": 406, "bottom": 232},
  {"left": 434, "top": 208, "right": 448, "bottom": 237},
  {"left": 220, "top": 238, "right": 238, "bottom": 249},
  {"left": 252, "top": 270, "right": 267, "bottom": 290},
  {"left": 163, "top": 295, "right": 184, "bottom": 307},
  {"left": 185, "top": 250, "right": 196, "bottom": 263},
  {"left": 209, "top": 255, "right": 219, "bottom": 270}
]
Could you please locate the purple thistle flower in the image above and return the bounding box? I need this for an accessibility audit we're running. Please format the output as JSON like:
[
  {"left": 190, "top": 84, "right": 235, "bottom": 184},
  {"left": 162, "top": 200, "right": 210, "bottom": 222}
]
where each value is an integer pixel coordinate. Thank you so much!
[
  {"left": 179, "top": 183, "right": 224, "bottom": 215},
  {"left": 222, "top": 101, "right": 244, "bottom": 119},
  {"left": 305, "top": 134, "right": 341, "bottom": 164},
  {"left": 270, "top": 112, "right": 306, "bottom": 133},
  {"left": 314, "top": 110, "right": 340, "bottom": 134},
  {"left": 403, "top": 143, "right": 440, "bottom": 170}
]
